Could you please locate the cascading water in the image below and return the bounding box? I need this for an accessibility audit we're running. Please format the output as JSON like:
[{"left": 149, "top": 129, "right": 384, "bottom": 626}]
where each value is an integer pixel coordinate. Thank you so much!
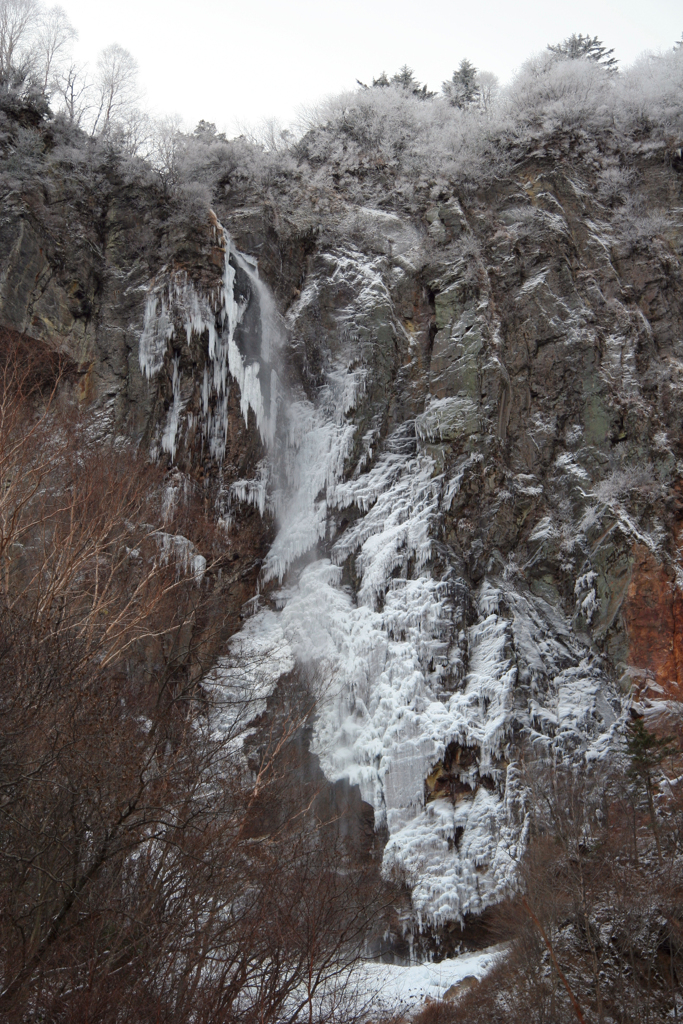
[{"left": 139, "top": 215, "right": 621, "bottom": 940}]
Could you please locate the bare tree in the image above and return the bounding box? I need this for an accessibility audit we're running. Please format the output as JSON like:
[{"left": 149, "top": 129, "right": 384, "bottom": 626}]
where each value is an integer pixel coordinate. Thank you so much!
[
  {"left": 0, "top": 334, "right": 381, "bottom": 1023},
  {"left": 412, "top": 750, "right": 683, "bottom": 1024},
  {"left": 477, "top": 71, "right": 499, "bottom": 114},
  {"left": 91, "top": 41, "right": 139, "bottom": 137},
  {"left": 547, "top": 33, "right": 619, "bottom": 73},
  {"left": 36, "top": 3, "right": 75, "bottom": 91},
  {"left": 107, "top": 102, "right": 153, "bottom": 155},
  {"left": 51, "top": 57, "right": 90, "bottom": 124},
  {"left": 0, "top": 0, "right": 41, "bottom": 78},
  {"left": 150, "top": 112, "right": 185, "bottom": 184}
]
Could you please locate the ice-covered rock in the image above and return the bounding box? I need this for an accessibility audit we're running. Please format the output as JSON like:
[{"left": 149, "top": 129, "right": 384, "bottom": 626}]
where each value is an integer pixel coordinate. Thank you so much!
[
  {"left": 131, "top": 154, "right": 683, "bottom": 935},
  {"left": 139, "top": 222, "right": 283, "bottom": 464}
]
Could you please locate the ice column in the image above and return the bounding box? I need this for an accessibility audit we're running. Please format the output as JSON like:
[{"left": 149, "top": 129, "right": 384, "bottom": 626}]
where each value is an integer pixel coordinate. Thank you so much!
[{"left": 138, "top": 221, "right": 282, "bottom": 463}]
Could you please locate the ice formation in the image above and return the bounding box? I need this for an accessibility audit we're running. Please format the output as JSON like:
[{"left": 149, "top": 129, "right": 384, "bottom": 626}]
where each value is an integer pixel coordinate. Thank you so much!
[
  {"left": 139, "top": 225, "right": 622, "bottom": 932},
  {"left": 156, "top": 531, "right": 207, "bottom": 580},
  {"left": 352, "top": 946, "right": 504, "bottom": 1014},
  {"left": 139, "top": 222, "right": 281, "bottom": 462},
  {"left": 206, "top": 611, "right": 294, "bottom": 744}
]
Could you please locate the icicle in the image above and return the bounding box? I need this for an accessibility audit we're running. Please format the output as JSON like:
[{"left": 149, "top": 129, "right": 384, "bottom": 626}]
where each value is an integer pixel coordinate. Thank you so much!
[
  {"left": 138, "top": 219, "right": 284, "bottom": 465},
  {"left": 161, "top": 355, "right": 183, "bottom": 461}
]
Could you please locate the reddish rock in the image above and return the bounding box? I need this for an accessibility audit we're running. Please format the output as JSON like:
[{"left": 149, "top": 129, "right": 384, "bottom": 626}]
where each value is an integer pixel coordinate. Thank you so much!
[{"left": 622, "top": 543, "right": 683, "bottom": 700}]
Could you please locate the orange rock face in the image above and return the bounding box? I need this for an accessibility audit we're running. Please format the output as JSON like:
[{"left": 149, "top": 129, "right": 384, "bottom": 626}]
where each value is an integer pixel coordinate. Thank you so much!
[{"left": 622, "top": 543, "right": 683, "bottom": 701}]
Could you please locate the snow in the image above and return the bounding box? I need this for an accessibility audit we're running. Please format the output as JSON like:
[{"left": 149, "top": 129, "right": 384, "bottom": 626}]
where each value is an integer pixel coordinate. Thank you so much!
[
  {"left": 231, "top": 461, "right": 270, "bottom": 516},
  {"left": 161, "top": 355, "right": 184, "bottom": 460},
  {"left": 353, "top": 946, "right": 505, "bottom": 1016},
  {"left": 331, "top": 454, "right": 438, "bottom": 606},
  {"left": 415, "top": 396, "right": 480, "bottom": 443},
  {"left": 139, "top": 290, "right": 174, "bottom": 380},
  {"left": 249, "top": 437, "right": 527, "bottom": 924},
  {"left": 156, "top": 531, "right": 206, "bottom": 580},
  {"left": 207, "top": 610, "right": 295, "bottom": 742},
  {"left": 262, "top": 395, "right": 357, "bottom": 584}
]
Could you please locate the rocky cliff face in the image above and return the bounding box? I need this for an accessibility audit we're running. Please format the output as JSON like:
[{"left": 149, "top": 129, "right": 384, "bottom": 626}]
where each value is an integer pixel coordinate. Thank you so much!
[{"left": 2, "top": 102, "right": 683, "bottom": 940}]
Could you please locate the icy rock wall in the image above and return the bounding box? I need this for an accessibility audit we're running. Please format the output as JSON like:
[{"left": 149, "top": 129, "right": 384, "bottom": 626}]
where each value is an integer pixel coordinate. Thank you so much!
[
  {"left": 2, "top": 107, "right": 681, "bottom": 936},
  {"left": 145, "top": 162, "right": 683, "bottom": 931},
  {"left": 208, "top": 213, "right": 624, "bottom": 930},
  {"left": 139, "top": 221, "right": 281, "bottom": 466}
]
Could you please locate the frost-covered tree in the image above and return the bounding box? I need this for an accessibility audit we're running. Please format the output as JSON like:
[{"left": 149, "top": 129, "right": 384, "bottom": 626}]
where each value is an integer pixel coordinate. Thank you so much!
[
  {"left": 391, "top": 64, "right": 434, "bottom": 98},
  {"left": 442, "top": 58, "right": 480, "bottom": 108},
  {"left": 0, "top": 0, "right": 40, "bottom": 78},
  {"left": 149, "top": 112, "right": 184, "bottom": 183},
  {"left": 91, "top": 42, "right": 139, "bottom": 137},
  {"left": 51, "top": 59, "right": 89, "bottom": 124},
  {"left": 193, "top": 118, "right": 226, "bottom": 140},
  {"left": 547, "top": 33, "right": 618, "bottom": 73},
  {"left": 675, "top": 33, "right": 683, "bottom": 52},
  {"left": 0, "top": 0, "right": 75, "bottom": 88},
  {"left": 357, "top": 66, "right": 434, "bottom": 99},
  {"left": 35, "top": 4, "right": 75, "bottom": 90},
  {"left": 477, "top": 69, "right": 499, "bottom": 113},
  {"left": 392, "top": 64, "right": 418, "bottom": 91}
]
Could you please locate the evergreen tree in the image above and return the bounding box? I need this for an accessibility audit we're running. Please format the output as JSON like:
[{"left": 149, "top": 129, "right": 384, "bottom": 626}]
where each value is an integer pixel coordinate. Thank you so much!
[
  {"left": 392, "top": 64, "right": 418, "bottom": 90},
  {"left": 547, "top": 33, "right": 618, "bottom": 73},
  {"left": 358, "top": 65, "right": 435, "bottom": 98},
  {"left": 193, "top": 119, "right": 225, "bottom": 141},
  {"left": 675, "top": 33, "right": 683, "bottom": 52},
  {"left": 389, "top": 64, "right": 434, "bottom": 99},
  {"left": 442, "top": 58, "right": 480, "bottom": 109},
  {"left": 358, "top": 66, "right": 434, "bottom": 98}
]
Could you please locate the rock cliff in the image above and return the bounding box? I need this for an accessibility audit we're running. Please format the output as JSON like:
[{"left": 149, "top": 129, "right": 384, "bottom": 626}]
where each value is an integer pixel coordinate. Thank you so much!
[{"left": 2, "top": 80, "right": 683, "bottom": 941}]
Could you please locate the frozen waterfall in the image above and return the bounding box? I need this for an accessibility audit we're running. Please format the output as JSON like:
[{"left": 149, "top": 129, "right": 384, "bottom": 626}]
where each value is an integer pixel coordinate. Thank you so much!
[
  {"left": 139, "top": 222, "right": 619, "bottom": 934},
  {"left": 139, "top": 221, "right": 282, "bottom": 463}
]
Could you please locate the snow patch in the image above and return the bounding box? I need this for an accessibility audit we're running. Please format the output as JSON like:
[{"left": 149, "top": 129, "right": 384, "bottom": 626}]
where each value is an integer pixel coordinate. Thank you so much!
[{"left": 354, "top": 946, "right": 505, "bottom": 1015}]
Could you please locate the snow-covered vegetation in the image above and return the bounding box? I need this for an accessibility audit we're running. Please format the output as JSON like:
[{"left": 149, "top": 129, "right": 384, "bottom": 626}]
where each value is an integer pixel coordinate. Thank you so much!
[
  {"left": 168, "top": 41, "right": 683, "bottom": 202},
  {"left": 2, "top": 6, "right": 682, "bottom": 254}
]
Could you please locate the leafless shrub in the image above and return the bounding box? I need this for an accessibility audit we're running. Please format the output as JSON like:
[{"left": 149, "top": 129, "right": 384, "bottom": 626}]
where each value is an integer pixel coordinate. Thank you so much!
[
  {"left": 592, "top": 463, "right": 659, "bottom": 503},
  {"left": 0, "top": 338, "right": 381, "bottom": 1023},
  {"left": 612, "top": 198, "right": 672, "bottom": 252}
]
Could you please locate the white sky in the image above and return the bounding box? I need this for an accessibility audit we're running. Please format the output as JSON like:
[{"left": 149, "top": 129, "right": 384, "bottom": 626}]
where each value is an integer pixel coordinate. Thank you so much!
[{"left": 57, "top": 0, "right": 682, "bottom": 135}]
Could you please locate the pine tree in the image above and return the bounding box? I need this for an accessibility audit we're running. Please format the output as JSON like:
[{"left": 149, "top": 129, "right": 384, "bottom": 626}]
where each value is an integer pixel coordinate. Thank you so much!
[
  {"left": 388, "top": 64, "right": 434, "bottom": 99},
  {"left": 193, "top": 120, "right": 226, "bottom": 141},
  {"left": 675, "top": 33, "right": 683, "bottom": 52},
  {"left": 358, "top": 67, "right": 434, "bottom": 97},
  {"left": 442, "top": 58, "right": 480, "bottom": 109},
  {"left": 391, "top": 64, "right": 417, "bottom": 90},
  {"left": 547, "top": 33, "right": 618, "bottom": 73}
]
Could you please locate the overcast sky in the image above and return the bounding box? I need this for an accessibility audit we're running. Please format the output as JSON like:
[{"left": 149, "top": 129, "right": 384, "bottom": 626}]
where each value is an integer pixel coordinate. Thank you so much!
[{"left": 57, "top": 0, "right": 682, "bottom": 134}]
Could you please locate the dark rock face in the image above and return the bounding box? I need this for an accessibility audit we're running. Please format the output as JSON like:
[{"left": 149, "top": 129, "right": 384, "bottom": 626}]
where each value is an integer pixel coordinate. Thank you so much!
[
  {"left": 2, "top": 118, "right": 683, "bottom": 933},
  {"left": 214, "top": 153, "right": 682, "bottom": 927},
  {"left": 211, "top": 151, "right": 683, "bottom": 707},
  {"left": 472, "top": 161, "right": 683, "bottom": 702},
  {"left": 0, "top": 159, "right": 164, "bottom": 435}
]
